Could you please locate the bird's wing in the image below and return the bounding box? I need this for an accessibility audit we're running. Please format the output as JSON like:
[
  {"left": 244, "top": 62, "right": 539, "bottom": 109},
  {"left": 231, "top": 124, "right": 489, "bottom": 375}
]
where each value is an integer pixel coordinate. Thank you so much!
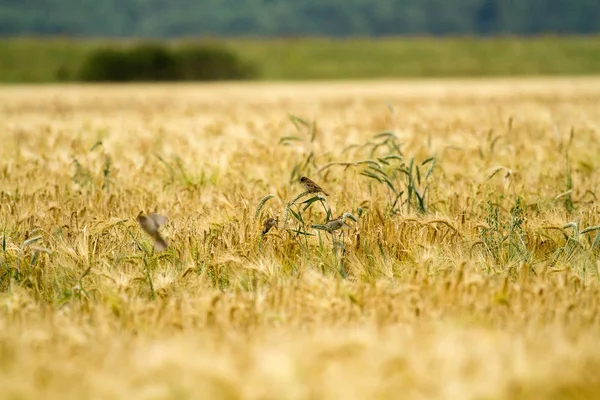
[
  {"left": 148, "top": 213, "right": 168, "bottom": 228},
  {"left": 153, "top": 233, "right": 169, "bottom": 252}
]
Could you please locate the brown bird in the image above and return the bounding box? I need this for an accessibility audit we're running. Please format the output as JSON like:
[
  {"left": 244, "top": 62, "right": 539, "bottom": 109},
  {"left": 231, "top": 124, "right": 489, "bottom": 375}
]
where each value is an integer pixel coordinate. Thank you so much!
[
  {"left": 261, "top": 217, "right": 278, "bottom": 236},
  {"left": 323, "top": 217, "right": 352, "bottom": 232},
  {"left": 299, "top": 176, "right": 329, "bottom": 196},
  {"left": 311, "top": 213, "right": 357, "bottom": 233},
  {"left": 136, "top": 211, "right": 169, "bottom": 252}
]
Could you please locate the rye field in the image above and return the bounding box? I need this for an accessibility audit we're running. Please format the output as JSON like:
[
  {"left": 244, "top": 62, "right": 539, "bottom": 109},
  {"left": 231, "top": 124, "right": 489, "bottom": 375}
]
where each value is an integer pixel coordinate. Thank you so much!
[{"left": 1, "top": 78, "right": 600, "bottom": 399}]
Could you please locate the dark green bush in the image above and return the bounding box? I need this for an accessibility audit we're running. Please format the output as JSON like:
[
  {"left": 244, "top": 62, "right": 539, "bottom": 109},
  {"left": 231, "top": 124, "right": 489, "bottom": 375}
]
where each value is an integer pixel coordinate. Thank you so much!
[
  {"left": 79, "top": 47, "right": 131, "bottom": 82},
  {"left": 176, "top": 45, "right": 258, "bottom": 80},
  {"left": 78, "top": 42, "right": 258, "bottom": 82},
  {"left": 127, "top": 43, "right": 179, "bottom": 81},
  {"left": 78, "top": 43, "right": 178, "bottom": 82}
]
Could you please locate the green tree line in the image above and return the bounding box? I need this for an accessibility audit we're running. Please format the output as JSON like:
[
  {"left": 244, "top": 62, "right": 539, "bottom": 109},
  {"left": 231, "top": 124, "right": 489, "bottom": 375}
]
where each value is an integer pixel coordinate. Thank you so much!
[{"left": 1, "top": 0, "right": 599, "bottom": 37}]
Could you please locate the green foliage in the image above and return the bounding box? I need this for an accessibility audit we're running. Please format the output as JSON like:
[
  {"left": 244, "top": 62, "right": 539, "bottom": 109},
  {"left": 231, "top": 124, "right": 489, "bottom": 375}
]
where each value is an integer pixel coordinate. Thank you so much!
[
  {"left": 1, "top": 37, "right": 600, "bottom": 83},
  {"left": 1, "top": 0, "right": 600, "bottom": 37},
  {"left": 356, "top": 132, "right": 436, "bottom": 216},
  {"left": 79, "top": 44, "right": 178, "bottom": 82},
  {"left": 78, "top": 42, "right": 258, "bottom": 82},
  {"left": 176, "top": 45, "right": 258, "bottom": 81},
  {"left": 478, "top": 198, "right": 530, "bottom": 270}
]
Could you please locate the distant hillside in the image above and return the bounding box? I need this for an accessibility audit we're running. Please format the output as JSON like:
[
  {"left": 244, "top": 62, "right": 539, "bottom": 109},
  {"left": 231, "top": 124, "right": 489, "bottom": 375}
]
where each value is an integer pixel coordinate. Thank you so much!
[{"left": 1, "top": 0, "right": 599, "bottom": 37}]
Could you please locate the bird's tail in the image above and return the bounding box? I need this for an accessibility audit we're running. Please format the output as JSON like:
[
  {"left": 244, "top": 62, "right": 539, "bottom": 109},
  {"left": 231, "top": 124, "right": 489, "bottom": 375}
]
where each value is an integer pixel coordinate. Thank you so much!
[{"left": 153, "top": 233, "right": 169, "bottom": 252}]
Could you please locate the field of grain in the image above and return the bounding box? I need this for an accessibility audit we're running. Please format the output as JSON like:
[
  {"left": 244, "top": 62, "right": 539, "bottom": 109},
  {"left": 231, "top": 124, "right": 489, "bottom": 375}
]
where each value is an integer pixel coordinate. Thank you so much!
[{"left": 1, "top": 78, "right": 600, "bottom": 399}]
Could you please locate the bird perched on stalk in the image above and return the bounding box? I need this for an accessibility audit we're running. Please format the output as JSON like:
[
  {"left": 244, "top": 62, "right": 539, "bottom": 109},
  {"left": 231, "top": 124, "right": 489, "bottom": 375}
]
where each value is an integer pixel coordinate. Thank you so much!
[
  {"left": 136, "top": 211, "right": 169, "bottom": 252},
  {"left": 299, "top": 176, "right": 329, "bottom": 196},
  {"left": 312, "top": 212, "right": 357, "bottom": 233},
  {"left": 261, "top": 217, "right": 278, "bottom": 236}
]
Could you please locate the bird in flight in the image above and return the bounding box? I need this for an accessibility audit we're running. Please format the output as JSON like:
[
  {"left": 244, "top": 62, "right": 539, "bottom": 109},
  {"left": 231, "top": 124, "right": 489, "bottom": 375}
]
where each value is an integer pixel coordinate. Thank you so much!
[{"left": 136, "top": 211, "right": 169, "bottom": 252}]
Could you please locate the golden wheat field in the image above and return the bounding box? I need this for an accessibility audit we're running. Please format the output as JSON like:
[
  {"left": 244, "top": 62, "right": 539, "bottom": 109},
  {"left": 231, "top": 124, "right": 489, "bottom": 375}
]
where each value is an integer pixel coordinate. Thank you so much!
[{"left": 2, "top": 78, "right": 600, "bottom": 400}]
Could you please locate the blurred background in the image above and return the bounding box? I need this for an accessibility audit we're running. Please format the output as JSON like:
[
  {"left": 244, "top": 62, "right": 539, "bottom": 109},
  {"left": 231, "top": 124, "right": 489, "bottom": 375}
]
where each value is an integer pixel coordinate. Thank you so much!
[{"left": 1, "top": 0, "right": 599, "bottom": 83}]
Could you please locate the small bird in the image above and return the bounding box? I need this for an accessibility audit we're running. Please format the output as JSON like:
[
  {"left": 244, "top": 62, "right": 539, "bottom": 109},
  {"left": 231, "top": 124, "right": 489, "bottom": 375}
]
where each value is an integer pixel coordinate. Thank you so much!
[
  {"left": 136, "top": 211, "right": 169, "bottom": 252},
  {"left": 299, "top": 176, "right": 329, "bottom": 196},
  {"left": 261, "top": 217, "right": 278, "bottom": 236},
  {"left": 323, "top": 217, "right": 352, "bottom": 232},
  {"left": 311, "top": 213, "right": 357, "bottom": 233}
]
